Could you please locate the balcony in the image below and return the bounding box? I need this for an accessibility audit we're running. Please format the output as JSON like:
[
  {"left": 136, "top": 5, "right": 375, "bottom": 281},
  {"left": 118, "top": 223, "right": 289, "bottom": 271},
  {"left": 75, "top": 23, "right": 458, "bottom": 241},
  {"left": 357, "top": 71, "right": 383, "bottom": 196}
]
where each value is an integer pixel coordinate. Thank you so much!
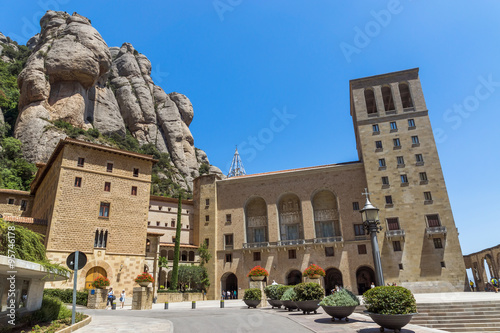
[
  {"left": 242, "top": 236, "right": 343, "bottom": 250},
  {"left": 313, "top": 236, "right": 343, "bottom": 244},
  {"left": 386, "top": 229, "right": 405, "bottom": 240},
  {"left": 242, "top": 242, "right": 271, "bottom": 249},
  {"left": 426, "top": 226, "right": 447, "bottom": 238},
  {"left": 355, "top": 235, "right": 369, "bottom": 241}
]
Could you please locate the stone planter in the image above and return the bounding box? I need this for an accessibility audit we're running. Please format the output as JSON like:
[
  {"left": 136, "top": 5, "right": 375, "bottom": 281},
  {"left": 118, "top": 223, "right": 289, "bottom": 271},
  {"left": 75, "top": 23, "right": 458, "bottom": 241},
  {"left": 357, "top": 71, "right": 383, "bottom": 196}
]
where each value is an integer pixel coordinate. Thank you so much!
[
  {"left": 281, "top": 300, "right": 298, "bottom": 311},
  {"left": 309, "top": 274, "right": 321, "bottom": 279},
  {"left": 366, "top": 312, "right": 416, "bottom": 332},
  {"left": 137, "top": 281, "right": 151, "bottom": 287},
  {"left": 250, "top": 276, "right": 265, "bottom": 281},
  {"left": 295, "top": 300, "right": 321, "bottom": 314},
  {"left": 267, "top": 299, "right": 282, "bottom": 309},
  {"left": 243, "top": 299, "right": 261, "bottom": 308},
  {"left": 321, "top": 305, "right": 357, "bottom": 321}
]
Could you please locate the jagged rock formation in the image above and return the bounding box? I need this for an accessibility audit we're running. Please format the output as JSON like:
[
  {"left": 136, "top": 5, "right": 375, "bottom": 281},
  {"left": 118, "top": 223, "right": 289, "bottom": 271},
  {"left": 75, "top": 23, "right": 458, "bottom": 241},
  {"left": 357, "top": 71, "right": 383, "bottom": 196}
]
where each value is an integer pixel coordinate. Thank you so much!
[{"left": 12, "top": 11, "right": 222, "bottom": 191}]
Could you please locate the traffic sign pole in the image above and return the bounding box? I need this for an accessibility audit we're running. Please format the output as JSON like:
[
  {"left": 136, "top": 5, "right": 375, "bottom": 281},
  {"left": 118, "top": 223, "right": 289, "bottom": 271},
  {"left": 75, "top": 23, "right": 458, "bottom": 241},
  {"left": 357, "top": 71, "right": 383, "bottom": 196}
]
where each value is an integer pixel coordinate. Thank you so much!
[{"left": 72, "top": 251, "right": 79, "bottom": 325}]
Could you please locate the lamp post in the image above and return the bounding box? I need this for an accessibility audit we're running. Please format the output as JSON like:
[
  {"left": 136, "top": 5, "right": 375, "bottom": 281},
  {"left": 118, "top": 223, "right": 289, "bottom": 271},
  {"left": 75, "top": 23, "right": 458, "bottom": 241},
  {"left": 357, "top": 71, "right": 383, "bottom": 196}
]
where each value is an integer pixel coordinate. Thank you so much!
[{"left": 360, "top": 188, "right": 384, "bottom": 287}]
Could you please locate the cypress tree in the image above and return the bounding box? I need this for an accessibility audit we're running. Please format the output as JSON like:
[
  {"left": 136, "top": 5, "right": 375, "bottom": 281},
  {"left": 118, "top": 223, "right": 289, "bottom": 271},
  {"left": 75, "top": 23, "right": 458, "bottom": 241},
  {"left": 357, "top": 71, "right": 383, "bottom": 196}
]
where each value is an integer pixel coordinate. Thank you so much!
[{"left": 170, "top": 194, "right": 182, "bottom": 290}]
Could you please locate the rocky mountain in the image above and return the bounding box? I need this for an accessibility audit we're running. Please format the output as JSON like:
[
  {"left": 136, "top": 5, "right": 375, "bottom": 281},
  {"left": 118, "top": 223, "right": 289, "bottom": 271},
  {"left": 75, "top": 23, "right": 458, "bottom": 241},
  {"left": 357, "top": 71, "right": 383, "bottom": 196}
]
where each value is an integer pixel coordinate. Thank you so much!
[{"left": 5, "top": 11, "right": 222, "bottom": 194}]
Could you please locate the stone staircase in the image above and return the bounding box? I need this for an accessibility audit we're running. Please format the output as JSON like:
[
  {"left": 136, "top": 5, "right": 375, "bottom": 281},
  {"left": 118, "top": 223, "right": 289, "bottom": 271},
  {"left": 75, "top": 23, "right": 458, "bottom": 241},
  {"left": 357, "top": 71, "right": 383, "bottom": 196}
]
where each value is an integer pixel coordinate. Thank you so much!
[{"left": 356, "top": 301, "right": 500, "bottom": 332}]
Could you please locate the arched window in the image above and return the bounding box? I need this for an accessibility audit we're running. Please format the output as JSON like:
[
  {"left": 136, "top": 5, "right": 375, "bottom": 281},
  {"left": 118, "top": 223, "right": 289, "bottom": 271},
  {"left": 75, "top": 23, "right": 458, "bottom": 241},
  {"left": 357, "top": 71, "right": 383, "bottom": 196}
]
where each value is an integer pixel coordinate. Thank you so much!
[
  {"left": 399, "top": 83, "right": 413, "bottom": 108},
  {"left": 103, "top": 231, "right": 108, "bottom": 248},
  {"left": 189, "top": 251, "right": 195, "bottom": 262},
  {"left": 94, "top": 229, "right": 108, "bottom": 248},
  {"left": 245, "top": 197, "right": 268, "bottom": 244},
  {"left": 312, "top": 190, "right": 340, "bottom": 239},
  {"left": 94, "top": 230, "right": 99, "bottom": 248},
  {"left": 181, "top": 251, "right": 187, "bottom": 261},
  {"left": 382, "top": 86, "right": 395, "bottom": 111},
  {"left": 364, "top": 89, "right": 377, "bottom": 114},
  {"left": 278, "top": 193, "right": 303, "bottom": 241}
]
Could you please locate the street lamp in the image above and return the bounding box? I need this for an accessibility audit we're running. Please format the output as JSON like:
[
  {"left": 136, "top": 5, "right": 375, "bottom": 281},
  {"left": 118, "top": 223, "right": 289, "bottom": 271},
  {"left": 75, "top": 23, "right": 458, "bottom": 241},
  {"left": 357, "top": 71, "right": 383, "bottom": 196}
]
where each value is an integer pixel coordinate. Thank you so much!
[{"left": 360, "top": 189, "right": 384, "bottom": 287}]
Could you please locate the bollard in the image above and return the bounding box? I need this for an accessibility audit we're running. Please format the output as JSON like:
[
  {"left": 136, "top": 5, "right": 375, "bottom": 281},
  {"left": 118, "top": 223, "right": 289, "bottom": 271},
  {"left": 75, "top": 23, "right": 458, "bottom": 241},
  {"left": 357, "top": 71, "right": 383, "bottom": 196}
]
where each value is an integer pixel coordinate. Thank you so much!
[
  {"left": 164, "top": 302, "right": 168, "bottom": 310},
  {"left": 192, "top": 301, "right": 196, "bottom": 309},
  {"left": 112, "top": 302, "right": 116, "bottom": 310},
  {"left": 220, "top": 299, "right": 224, "bottom": 308}
]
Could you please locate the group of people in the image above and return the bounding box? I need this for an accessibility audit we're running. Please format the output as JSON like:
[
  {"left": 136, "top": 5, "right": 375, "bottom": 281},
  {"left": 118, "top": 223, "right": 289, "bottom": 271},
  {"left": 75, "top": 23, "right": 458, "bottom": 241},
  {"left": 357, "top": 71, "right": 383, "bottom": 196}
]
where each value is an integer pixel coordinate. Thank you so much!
[
  {"left": 330, "top": 285, "right": 342, "bottom": 294},
  {"left": 221, "top": 290, "right": 237, "bottom": 299},
  {"left": 106, "top": 288, "right": 127, "bottom": 309},
  {"left": 468, "top": 278, "right": 499, "bottom": 293}
]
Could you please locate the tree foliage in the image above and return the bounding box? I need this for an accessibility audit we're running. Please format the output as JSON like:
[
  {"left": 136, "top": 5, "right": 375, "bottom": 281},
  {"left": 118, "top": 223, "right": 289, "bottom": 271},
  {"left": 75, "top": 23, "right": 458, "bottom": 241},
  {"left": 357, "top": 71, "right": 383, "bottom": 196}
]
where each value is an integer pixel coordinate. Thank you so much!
[
  {"left": 198, "top": 240, "right": 212, "bottom": 266},
  {"left": 0, "top": 137, "right": 37, "bottom": 191},
  {"left": 177, "top": 265, "right": 210, "bottom": 292},
  {"left": 170, "top": 194, "right": 183, "bottom": 290}
]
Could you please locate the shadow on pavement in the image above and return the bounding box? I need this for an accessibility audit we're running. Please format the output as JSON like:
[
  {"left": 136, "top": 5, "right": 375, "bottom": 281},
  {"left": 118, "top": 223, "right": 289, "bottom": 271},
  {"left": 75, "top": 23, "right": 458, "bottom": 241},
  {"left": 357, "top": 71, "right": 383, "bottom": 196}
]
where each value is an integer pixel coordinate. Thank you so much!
[{"left": 358, "top": 329, "right": 415, "bottom": 333}]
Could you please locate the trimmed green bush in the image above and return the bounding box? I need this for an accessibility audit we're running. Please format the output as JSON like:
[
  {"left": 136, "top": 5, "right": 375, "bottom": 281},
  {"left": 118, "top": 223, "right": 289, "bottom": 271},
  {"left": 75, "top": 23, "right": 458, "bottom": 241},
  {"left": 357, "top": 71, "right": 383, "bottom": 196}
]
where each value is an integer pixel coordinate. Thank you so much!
[
  {"left": 363, "top": 286, "right": 417, "bottom": 315},
  {"left": 243, "top": 288, "right": 261, "bottom": 301},
  {"left": 294, "top": 282, "right": 324, "bottom": 301},
  {"left": 32, "top": 296, "right": 72, "bottom": 322},
  {"left": 264, "top": 284, "right": 282, "bottom": 300},
  {"left": 276, "top": 285, "right": 292, "bottom": 300},
  {"left": 280, "top": 287, "right": 297, "bottom": 301},
  {"left": 319, "top": 289, "right": 360, "bottom": 307},
  {"left": 43, "top": 289, "right": 88, "bottom": 306}
]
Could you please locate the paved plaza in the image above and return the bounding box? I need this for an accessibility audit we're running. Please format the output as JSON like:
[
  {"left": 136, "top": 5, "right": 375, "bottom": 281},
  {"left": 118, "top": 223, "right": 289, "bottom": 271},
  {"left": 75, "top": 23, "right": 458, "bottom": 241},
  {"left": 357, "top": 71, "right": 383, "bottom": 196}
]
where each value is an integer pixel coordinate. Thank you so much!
[{"left": 75, "top": 292, "right": 500, "bottom": 332}]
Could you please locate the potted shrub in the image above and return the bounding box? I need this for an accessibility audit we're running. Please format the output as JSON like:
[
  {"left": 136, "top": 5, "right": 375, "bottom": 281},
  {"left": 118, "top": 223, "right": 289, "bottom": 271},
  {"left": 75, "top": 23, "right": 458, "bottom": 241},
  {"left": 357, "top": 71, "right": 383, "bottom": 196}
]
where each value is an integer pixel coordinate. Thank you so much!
[
  {"left": 319, "top": 289, "right": 360, "bottom": 321},
  {"left": 243, "top": 288, "right": 261, "bottom": 308},
  {"left": 280, "top": 286, "right": 298, "bottom": 311},
  {"left": 92, "top": 276, "right": 110, "bottom": 289},
  {"left": 363, "top": 286, "right": 418, "bottom": 332},
  {"left": 247, "top": 266, "right": 269, "bottom": 281},
  {"left": 303, "top": 264, "right": 326, "bottom": 279},
  {"left": 135, "top": 272, "right": 154, "bottom": 287},
  {"left": 294, "top": 282, "right": 324, "bottom": 314},
  {"left": 264, "top": 284, "right": 282, "bottom": 308}
]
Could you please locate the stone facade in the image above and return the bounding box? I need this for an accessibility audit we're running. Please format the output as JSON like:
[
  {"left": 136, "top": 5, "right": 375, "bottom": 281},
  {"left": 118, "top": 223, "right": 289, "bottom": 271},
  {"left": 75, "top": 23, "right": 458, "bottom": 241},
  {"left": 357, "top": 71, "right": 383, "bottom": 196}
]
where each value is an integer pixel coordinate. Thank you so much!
[{"left": 0, "top": 189, "right": 33, "bottom": 217}]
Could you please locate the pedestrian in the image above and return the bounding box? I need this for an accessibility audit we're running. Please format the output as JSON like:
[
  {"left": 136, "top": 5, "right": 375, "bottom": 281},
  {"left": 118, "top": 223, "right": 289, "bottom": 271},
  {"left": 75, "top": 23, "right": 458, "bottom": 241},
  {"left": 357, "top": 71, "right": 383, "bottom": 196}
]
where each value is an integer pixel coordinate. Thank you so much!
[
  {"left": 106, "top": 287, "right": 114, "bottom": 309},
  {"left": 233, "top": 290, "right": 237, "bottom": 299},
  {"left": 120, "top": 289, "right": 126, "bottom": 309},
  {"left": 469, "top": 280, "right": 475, "bottom": 292},
  {"left": 370, "top": 282, "right": 375, "bottom": 289},
  {"left": 227, "top": 290, "right": 230, "bottom": 299},
  {"left": 222, "top": 290, "right": 225, "bottom": 299}
]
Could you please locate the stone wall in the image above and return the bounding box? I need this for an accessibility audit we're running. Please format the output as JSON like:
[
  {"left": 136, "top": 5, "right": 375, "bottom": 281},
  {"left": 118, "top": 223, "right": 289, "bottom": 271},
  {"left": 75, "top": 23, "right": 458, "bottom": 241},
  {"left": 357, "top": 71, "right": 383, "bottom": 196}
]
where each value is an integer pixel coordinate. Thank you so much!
[
  {"left": 156, "top": 292, "right": 205, "bottom": 303},
  {"left": 87, "top": 288, "right": 108, "bottom": 309}
]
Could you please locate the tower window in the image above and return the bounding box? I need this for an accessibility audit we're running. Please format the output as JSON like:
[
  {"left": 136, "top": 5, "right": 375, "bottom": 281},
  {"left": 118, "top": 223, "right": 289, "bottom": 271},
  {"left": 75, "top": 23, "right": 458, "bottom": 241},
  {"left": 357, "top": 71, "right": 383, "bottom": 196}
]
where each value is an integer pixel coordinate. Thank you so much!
[
  {"left": 225, "top": 253, "right": 232, "bottom": 263},
  {"left": 104, "top": 182, "right": 111, "bottom": 192},
  {"left": 99, "top": 202, "right": 110, "bottom": 218},
  {"left": 400, "top": 174, "right": 408, "bottom": 184},
  {"left": 393, "top": 241, "right": 402, "bottom": 251},
  {"left": 288, "top": 249, "right": 297, "bottom": 259},
  {"left": 253, "top": 252, "right": 261, "bottom": 261},
  {"left": 426, "top": 214, "right": 441, "bottom": 227},
  {"left": 385, "top": 195, "right": 393, "bottom": 205},
  {"left": 325, "top": 247, "right": 334, "bottom": 257},
  {"left": 412, "top": 136, "right": 420, "bottom": 145},
  {"left": 77, "top": 157, "right": 85, "bottom": 167},
  {"left": 408, "top": 119, "right": 416, "bottom": 128},
  {"left": 393, "top": 138, "right": 401, "bottom": 147},
  {"left": 74, "top": 177, "right": 82, "bottom": 187},
  {"left": 419, "top": 172, "right": 428, "bottom": 182},
  {"left": 399, "top": 83, "right": 413, "bottom": 108},
  {"left": 424, "top": 191, "right": 433, "bottom": 201},
  {"left": 358, "top": 244, "right": 367, "bottom": 255},
  {"left": 433, "top": 238, "right": 443, "bottom": 249},
  {"left": 205, "top": 215, "right": 210, "bottom": 222},
  {"left": 131, "top": 186, "right": 138, "bottom": 196},
  {"left": 382, "top": 86, "right": 395, "bottom": 111},
  {"left": 365, "top": 89, "right": 377, "bottom": 114},
  {"left": 387, "top": 218, "right": 400, "bottom": 230},
  {"left": 382, "top": 176, "right": 389, "bottom": 185},
  {"left": 390, "top": 122, "right": 398, "bottom": 131},
  {"left": 352, "top": 202, "right": 360, "bottom": 211},
  {"left": 375, "top": 141, "right": 383, "bottom": 149},
  {"left": 416, "top": 154, "right": 424, "bottom": 164},
  {"left": 397, "top": 156, "right": 405, "bottom": 166},
  {"left": 106, "top": 163, "right": 113, "bottom": 172},
  {"left": 354, "top": 224, "right": 365, "bottom": 236},
  {"left": 379, "top": 159, "right": 386, "bottom": 168},
  {"left": 205, "top": 199, "right": 210, "bottom": 206},
  {"left": 372, "top": 124, "right": 380, "bottom": 133},
  {"left": 133, "top": 168, "right": 139, "bottom": 177}
]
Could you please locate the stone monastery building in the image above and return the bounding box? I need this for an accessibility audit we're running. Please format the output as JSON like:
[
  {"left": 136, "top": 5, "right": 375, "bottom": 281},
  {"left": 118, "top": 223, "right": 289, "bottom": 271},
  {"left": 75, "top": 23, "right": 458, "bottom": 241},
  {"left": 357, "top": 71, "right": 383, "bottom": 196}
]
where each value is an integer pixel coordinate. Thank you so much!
[{"left": 0, "top": 68, "right": 466, "bottom": 300}]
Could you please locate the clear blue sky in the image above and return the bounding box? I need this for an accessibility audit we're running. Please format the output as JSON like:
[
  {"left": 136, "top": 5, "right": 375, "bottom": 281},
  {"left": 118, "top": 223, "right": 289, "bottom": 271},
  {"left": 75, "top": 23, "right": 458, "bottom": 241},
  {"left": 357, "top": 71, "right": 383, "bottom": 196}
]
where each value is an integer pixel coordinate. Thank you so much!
[{"left": 1, "top": 1, "right": 499, "bottom": 256}]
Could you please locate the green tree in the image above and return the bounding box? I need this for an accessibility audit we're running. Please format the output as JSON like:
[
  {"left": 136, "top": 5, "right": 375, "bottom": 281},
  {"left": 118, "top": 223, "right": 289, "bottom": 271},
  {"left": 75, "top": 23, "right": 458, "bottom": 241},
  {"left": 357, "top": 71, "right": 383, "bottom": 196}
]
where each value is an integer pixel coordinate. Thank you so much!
[
  {"left": 157, "top": 256, "right": 168, "bottom": 289},
  {"left": 0, "top": 137, "right": 37, "bottom": 190},
  {"left": 198, "top": 240, "right": 212, "bottom": 266},
  {"left": 169, "top": 194, "right": 182, "bottom": 290}
]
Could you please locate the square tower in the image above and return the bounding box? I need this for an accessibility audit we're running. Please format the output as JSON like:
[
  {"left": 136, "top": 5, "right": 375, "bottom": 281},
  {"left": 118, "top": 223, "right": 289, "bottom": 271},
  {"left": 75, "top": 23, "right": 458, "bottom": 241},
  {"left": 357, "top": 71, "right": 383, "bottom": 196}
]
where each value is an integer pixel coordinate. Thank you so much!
[{"left": 350, "top": 68, "right": 466, "bottom": 292}]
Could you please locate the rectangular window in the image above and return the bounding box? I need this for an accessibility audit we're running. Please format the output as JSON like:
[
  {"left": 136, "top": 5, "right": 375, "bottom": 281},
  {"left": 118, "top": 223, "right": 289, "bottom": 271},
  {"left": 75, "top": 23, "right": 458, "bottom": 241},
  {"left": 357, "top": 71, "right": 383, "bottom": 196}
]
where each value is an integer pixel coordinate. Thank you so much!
[
  {"left": 433, "top": 238, "right": 443, "bottom": 249},
  {"left": 387, "top": 218, "right": 400, "bottom": 230},
  {"left": 427, "top": 214, "right": 441, "bottom": 227},
  {"left": 156, "top": 221, "right": 160, "bottom": 226},
  {"left": 379, "top": 159, "right": 386, "bottom": 167},
  {"left": 419, "top": 172, "right": 428, "bottom": 181},
  {"left": 399, "top": 263, "right": 404, "bottom": 270},
  {"left": 224, "top": 234, "right": 234, "bottom": 248},
  {"left": 393, "top": 138, "right": 401, "bottom": 147},
  {"left": 397, "top": 156, "right": 404, "bottom": 166},
  {"left": 74, "top": 177, "right": 82, "bottom": 187},
  {"left": 20, "top": 200, "right": 27, "bottom": 211},
  {"left": 400, "top": 174, "right": 408, "bottom": 183},
  {"left": 172, "top": 236, "right": 176, "bottom": 243},
  {"left": 358, "top": 244, "right": 367, "bottom": 255},
  {"left": 354, "top": 224, "right": 365, "bottom": 236},
  {"left": 424, "top": 191, "right": 433, "bottom": 201},
  {"left": 77, "top": 157, "right": 85, "bottom": 167},
  {"left": 205, "top": 238, "right": 209, "bottom": 247},
  {"left": 131, "top": 186, "right": 137, "bottom": 196},
  {"left": 441, "top": 261, "right": 446, "bottom": 268},
  {"left": 205, "top": 198, "right": 210, "bottom": 206},
  {"left": 416, "top": 154, "right": 424, "bottom": 163},
  {"left": 104, "top": 182, "right": 111, "bottom": 192},
  {"left": 133, "top": 168, "right": 139, "bottom": 177},
  {"left": 408, "top": 119, "right": 415, "bottom": 127},
  {"left": 226, "top": 214, "right": 232, "bottom": 223},
  {"left": 288, "top": 249, "right": 297, "bottom": 259},
  {"left": 390, "top": 121, "right": 397, "bottom": 130},
  {"left": 352, "top": 202, "right": 359, "bottom": 211},
  {"left": 382, "top": 176, "right": 389, "bottom": 185},
  {"left": 375, "top": 141, "right": 383, "bottom": 149},
  {"left": 372, "top": 124, "right": 380, "bottom": 132},
  {"left": 253, "top": 252, "right": 261, "bottom": 261},
  {"left": 411, "top": 136, "right": 419, "bottom": 144},
  {"left": 148, "top": 221, "right": 151, "bottom": 226},
  {"left": 106, "top": 162, "right": 113, "bottom": 172},
  {"left": 393, "top": 241, "right": 402, "bottom": 251},
  {"left": 205, "top": 215, "right": 210, "bottom": 222},
  {"left": 7, "top": 198, "right": 14, "bottom": 205},
  {"left": 385, "top": 195, "right": 393, "bottom": 205},
  {"left": 225, "top": 253, "right": 232, "bottom": 263},
  {"left": 99, "top": 202, "right": 110, "bottom": 218},
  {"left": 325, "top": 247, "right": 334, "bottom": 257}
]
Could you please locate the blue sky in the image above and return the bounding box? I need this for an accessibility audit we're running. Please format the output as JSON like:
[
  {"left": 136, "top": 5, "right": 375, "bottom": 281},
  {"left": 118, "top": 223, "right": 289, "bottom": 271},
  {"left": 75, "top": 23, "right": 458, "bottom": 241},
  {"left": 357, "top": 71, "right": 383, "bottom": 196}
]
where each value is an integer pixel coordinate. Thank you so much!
[{"left": 1, "top": 1, "right": 499, "bottom": 257}]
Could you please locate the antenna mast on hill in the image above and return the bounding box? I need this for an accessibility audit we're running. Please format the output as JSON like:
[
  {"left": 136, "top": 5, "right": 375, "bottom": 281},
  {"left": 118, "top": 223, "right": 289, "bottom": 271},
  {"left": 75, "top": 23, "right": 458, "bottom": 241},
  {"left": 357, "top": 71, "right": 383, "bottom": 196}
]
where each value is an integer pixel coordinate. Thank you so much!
[{"left": 227, "top": 146, "right": 246, "bottom": 178}]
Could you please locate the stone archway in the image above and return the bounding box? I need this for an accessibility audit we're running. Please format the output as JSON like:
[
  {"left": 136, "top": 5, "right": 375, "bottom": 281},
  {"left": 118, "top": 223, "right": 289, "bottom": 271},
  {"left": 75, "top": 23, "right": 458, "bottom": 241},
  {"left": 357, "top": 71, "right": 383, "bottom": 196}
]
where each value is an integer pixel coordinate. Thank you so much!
[
  {"left": 286, "top": 270, "right": 302, "bottom": 285},
  {"left": 221, "top": 273, "right": 238, "bottom": 299},
  {"left": 324, "top": 268, "right": 343, "bottom": 295},
  {"left": 85, "top": 266, "right": 107, "bottom": 289},
  {"left": 356, "top": 266, "right": 375, "bottom": 295}
]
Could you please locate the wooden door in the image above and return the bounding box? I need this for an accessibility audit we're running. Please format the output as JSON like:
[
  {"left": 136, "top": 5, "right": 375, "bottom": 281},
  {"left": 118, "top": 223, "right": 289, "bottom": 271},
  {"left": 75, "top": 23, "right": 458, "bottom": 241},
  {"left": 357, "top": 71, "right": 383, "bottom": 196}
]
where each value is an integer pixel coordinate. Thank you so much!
[{"left": 85, "top": 266, "right": 107, "bottom": 289}]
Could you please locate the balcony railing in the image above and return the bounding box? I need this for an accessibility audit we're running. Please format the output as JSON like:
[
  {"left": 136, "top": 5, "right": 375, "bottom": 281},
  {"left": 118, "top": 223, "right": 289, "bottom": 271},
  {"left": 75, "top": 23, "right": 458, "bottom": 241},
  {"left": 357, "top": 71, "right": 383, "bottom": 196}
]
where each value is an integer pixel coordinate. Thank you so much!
[
  {"left": 278, "top": 239, "right": 306, "bottom": 246},
  {"left": 313, "top": 236, "right": 343, "bottom": 244},
  {"left": 355, "top": 235, "right": 369, "bottom": 241},
  {"left": 242, "top": 236, "right": 343, "bottom": 249},
  {"left": 242, "top": 242, "right": 270, "bottom": 249},
  {"left": 426, "top": 226, "right": 447, "bottom": 238},
  {"left": 386, "top": 229, "right": 405, "bottom": 239}
]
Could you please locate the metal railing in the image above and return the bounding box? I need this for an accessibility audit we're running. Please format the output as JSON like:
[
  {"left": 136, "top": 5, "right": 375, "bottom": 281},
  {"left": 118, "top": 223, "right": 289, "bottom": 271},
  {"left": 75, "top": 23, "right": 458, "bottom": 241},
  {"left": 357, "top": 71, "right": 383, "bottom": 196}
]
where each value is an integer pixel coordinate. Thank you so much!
[
  {"left": 242, "top": 236, "right": 343, "bottom": 249},
  {"left": 313, "top": 236, "right": 343, "bottom": 243}
]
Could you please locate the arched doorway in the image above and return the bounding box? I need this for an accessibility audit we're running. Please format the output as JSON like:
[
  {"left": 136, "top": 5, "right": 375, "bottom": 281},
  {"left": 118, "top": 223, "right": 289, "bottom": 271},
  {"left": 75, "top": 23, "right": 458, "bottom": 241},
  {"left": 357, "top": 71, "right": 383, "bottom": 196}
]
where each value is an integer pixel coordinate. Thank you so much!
[
  {"left": 324, "top": 268, "right": 343, "bottom": 295},
  {"left": 356, "top": 266, "right": 375, "bottom": 295},
  {"left": 85, "top": 266, "right": 107, "bottom": 289},
  {"left": 221, "top": 273, "right": 238, "bottom": 299},
  {"left": 286, "top": 270, "right": 302, "bottom": 285}
]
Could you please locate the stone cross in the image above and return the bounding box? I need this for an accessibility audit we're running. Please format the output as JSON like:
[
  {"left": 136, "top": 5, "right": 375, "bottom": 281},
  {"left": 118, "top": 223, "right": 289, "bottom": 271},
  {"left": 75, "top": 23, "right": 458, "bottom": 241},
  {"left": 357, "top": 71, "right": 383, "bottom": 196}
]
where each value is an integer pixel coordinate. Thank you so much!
[{"left": 362, "top": 188, "right": 371, "bottom": 200}]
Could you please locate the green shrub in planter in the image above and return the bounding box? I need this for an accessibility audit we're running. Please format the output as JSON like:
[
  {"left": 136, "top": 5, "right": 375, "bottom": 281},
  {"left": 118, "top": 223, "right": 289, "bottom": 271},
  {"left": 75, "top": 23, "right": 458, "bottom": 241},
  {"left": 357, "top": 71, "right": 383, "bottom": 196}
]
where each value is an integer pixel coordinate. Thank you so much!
[
  {"left": 280, "top": 287, "right": 297, "bottom": 301},
  {"left": 43, "top": 288, "right": 88, "bottom": 306},
  {"left": 243, "top": 288, "right": 261, "bottom": 301},
  {"left": 264, "top": 284, "right": 282, "bottom": 300},
  {"left": 293, "top": 282, "right": 324, "bottom": 301},
  {"left": 276, "top": 285, "right": 292, "bottom": 300},
  {"left": 319, "top": 289, "right": 360, "bottom": 307},
  {"left": 363, "top": 286, "right": 417, "bottom": 315}
]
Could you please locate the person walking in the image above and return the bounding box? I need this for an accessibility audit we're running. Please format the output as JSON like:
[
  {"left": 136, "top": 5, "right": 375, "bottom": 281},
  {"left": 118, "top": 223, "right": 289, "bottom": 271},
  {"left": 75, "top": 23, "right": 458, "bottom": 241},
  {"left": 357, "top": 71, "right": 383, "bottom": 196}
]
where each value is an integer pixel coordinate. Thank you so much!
[
  {"left": 370, "top": 282, "right": 375, "bottom": 289},
  {"left": 469, "top": 280, "right": 475, "bottom": 292},
  {"left": 120, "top": 289, "right": 126, "bottom": 309},
  {"left": 106, "top": 287, "right": 114, "bottom": 309},
  {"left": 233, "top": 290, "right": 237, "bottom": 299},
  {"left": 222, "top": 290, "right": 225, "bottom": 300}
]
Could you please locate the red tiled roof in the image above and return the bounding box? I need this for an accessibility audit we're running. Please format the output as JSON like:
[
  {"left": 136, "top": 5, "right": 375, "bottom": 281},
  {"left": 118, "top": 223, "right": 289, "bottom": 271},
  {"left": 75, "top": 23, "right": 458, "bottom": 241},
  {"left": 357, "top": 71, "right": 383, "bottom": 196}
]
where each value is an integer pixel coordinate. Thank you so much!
[{"left": 3, "top": 215, "right": 47, "bottom": 225}]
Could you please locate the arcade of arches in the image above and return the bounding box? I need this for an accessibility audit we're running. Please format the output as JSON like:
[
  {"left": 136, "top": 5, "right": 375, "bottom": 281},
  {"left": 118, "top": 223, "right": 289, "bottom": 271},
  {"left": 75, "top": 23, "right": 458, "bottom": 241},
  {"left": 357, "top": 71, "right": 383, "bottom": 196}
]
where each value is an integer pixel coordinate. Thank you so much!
[{"left": 464, "top": 244, "right": 500, "bottom": 291}]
